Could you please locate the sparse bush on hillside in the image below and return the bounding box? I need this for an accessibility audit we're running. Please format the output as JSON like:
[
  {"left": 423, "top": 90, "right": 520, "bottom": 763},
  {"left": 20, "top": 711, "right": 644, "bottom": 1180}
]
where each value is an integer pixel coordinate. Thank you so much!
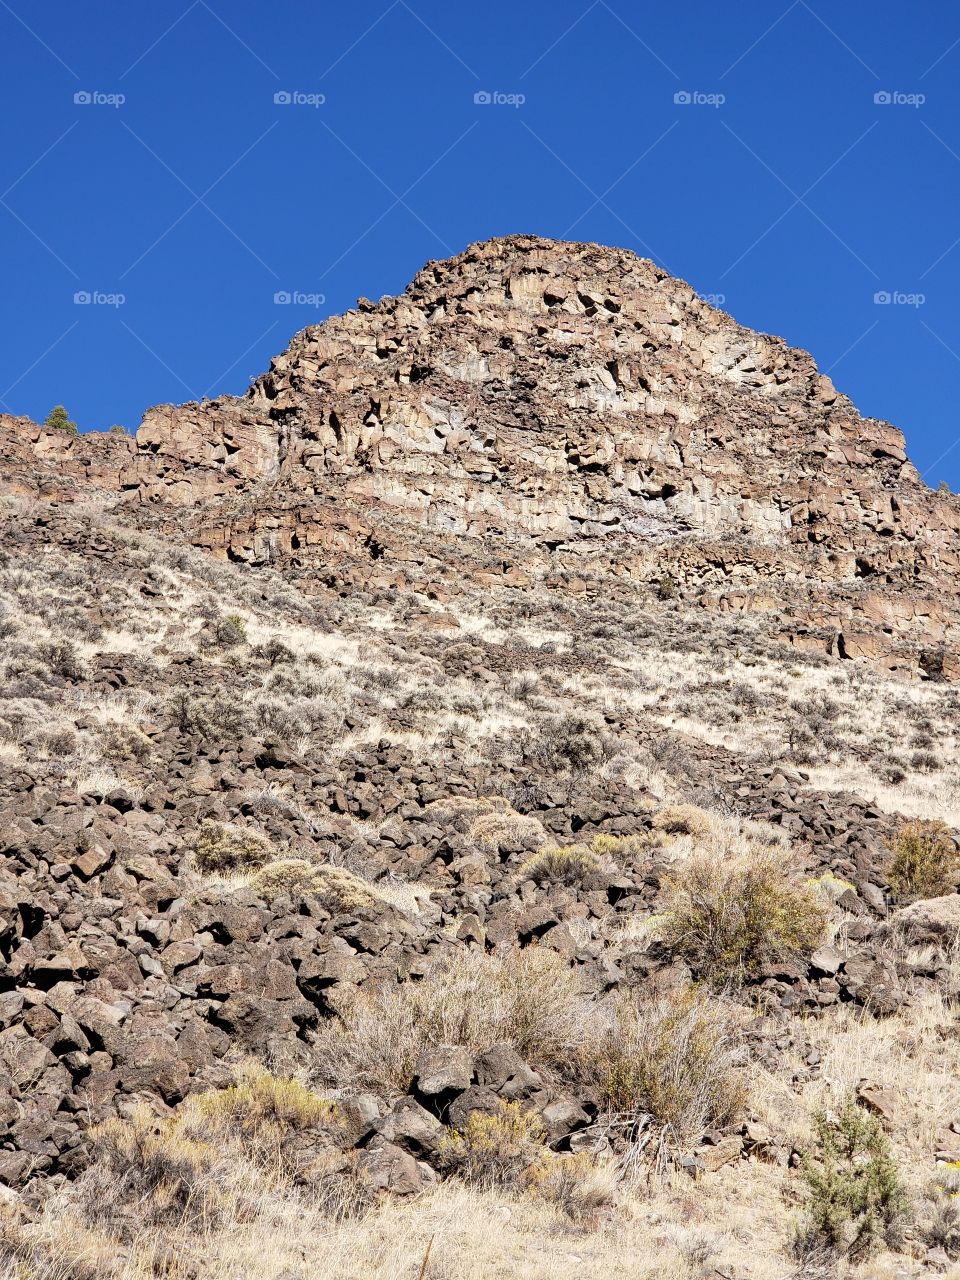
[
  {"left": 38, "top": 726, "right": 77, "bottom": 757},
  {"left": 530, "top": 1152, "right": 619, "bottom": 1223},
  {"left": 794, "top": 1095, "right": 906, "bottom": 1263},
  {"left": 590, "top": 831, "right": 666, "bottom": 859},
  {"left": 194, "top": 821, "right": 273, "bottom": 874},
  {"left": 426, "top": 794, "right": 513, "bottom": 832},
  {"left": 522, "top": 843, "right": 599, "bottom": 885},
  {"left": 251, "top": 860, "right": 379, "bottom": 913},
  {"left": 38, "top": 638, "right": 85, "bottom": 681},
  {"left": 254, "top": 635, "right": 296, "bottom": 665},
  {"left": 439, "top": 1101, "right": 547, "bottom": 1191},
  {"left": 210, "top": 613, "right": 248, "bottom": 647},
  {"left": 887, "top": 819, "right": 959, "bottom": 902},
  {"left": 583, "top": 990, "right": 745, "bottom": 1150},
  {"left": 169, "top": 688, "right": 251, "bottom": 740},
  {"left": 467, "top": 808, "right": 547, "bottom": 854},
  {"left": 82, "top": 1109, "right": 222, "bottom": 1233},
  {"left": 910, "top": 749, "right": 942, "bottom": 773},
  {"left": 916, "top": 1165, "right": 960, "bottom": 1261},
  {"left": 188, "top": 1066, "right": 344, "bottom": 1173},
  {"left": 76, "top": 1068, "right": 368, "bottom": 1240},
  {"left": 806, "top": 871, "right": 855, "bottom": 905},
  {"left": 661, "top": 848, "right": 827, "bottom": 983},
  {"left": 245, "top": 782, "right": 316, "bottom": 828},
  {"left": 527, "top": 711, "right": 608, "bottom": 775},
  {"left": 521, "top": 832, "right": 656, "bottom": 885},
  {"left": 44, "top": 404, "right": 77, "bottom": 433},
  {"left": 99, "top": 721, "right": 152, "bottom": 762},
  {"left": 313, "top": 948, "right": 586, "bottom": 1094},
  {"left": 651, "top": 803, "right": 716, "bottom": 839}
]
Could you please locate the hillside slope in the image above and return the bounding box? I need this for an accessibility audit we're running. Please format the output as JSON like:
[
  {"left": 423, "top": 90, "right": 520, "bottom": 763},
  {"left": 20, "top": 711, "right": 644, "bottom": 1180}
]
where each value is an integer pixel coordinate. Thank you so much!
[{"left": 2, "top": 238, "right": 960, "bottom": 1279}]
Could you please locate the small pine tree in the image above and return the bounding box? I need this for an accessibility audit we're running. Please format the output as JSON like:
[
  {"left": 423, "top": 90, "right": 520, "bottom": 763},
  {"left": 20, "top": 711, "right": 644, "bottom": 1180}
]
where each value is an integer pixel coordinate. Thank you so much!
[
  {"left": 795, "top": 1095, "right": 906, "bottom": 1262},
  {"left": 45, "top": 405, "right": 77, "bottom": 433}
]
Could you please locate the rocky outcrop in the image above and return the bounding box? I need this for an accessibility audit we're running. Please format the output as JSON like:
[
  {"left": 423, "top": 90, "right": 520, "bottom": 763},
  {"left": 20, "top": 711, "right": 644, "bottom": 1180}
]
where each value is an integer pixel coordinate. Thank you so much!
[{"left": 3, "top": 235, "right": 960, "bottom": 678}]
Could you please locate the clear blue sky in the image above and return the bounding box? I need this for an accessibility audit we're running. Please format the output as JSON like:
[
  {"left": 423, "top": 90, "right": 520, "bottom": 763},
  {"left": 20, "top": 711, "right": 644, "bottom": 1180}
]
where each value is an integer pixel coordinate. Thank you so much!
[{"left": 2, "top": 0, "right": 960, "bottom": 485}]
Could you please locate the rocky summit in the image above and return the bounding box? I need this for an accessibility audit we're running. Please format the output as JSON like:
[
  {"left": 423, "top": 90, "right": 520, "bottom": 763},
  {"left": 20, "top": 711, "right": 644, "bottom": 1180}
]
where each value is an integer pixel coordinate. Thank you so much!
[
  {"left": 6, "top": 235, "right": 960, "bottom": 678},
  {"left": 2, "top": 237, "right": 960, "bottom": 1279}
]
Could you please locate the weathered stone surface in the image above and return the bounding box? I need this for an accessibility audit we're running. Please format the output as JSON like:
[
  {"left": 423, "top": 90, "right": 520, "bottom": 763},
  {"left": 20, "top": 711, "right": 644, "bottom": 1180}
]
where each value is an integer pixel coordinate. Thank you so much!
[
  {"left": 5, "top": 235, "right": 960, "bottom": 678},
  {"left": 415, "top": 1044, "right": 474, "bottom": 1096}
]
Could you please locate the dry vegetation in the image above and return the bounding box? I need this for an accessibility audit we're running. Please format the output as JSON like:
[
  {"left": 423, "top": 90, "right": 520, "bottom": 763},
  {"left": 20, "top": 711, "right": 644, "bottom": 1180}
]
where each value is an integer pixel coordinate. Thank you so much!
[{"left": 3, "top": 494, "right": 960, "bottom": 1279}]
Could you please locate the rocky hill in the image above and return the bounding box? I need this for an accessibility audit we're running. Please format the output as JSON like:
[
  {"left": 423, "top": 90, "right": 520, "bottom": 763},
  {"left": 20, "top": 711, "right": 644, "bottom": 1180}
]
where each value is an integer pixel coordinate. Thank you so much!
[
  {"left": 2, "top": 237, "right": 960, "bottom": 1279},
  {"left": 6, "top": 236, "right": 960, "bottom": 680}
]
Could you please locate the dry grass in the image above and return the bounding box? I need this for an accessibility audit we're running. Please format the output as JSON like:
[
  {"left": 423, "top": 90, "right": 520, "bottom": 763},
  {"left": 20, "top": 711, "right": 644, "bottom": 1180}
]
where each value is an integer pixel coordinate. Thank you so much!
[
  {"left": 521, "top": 843, "right": 600, "bottom": 885},
  {"left": 313, "top": 948, "right": 589, "bottom": 1094},
  {"left": 583, "top": 989, "right": 747, "bottom": 1152},
  {"left": 3, "top": 1157, "right": 812, "bottom": 1280}
]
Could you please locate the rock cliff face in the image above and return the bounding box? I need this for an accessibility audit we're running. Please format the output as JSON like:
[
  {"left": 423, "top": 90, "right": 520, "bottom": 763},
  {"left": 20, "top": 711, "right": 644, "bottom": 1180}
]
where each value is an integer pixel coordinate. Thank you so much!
[{"left": 5, "top": 235, "right": 960, "bottom": 676}]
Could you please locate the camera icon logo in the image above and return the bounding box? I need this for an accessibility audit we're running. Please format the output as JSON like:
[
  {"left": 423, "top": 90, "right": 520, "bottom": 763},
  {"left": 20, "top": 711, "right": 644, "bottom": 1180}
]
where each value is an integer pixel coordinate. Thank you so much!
[
  {"left": 874, "top": 91, "right": 892, "bottom": 105},
  {"left": 73, "top": 291, "right": 91, "bottom": 304},
  {"left": 274, "top": 91, "right": 292, "bottom": 105},
  {"left": 274, "top": 291, "right": 292, "bottom": 305},
  {"left": 474, "top": 90, "right": 492, "bottom": 105},
  {"left": 74, "top": 91, "right": 92, "bottom": 105},
  {"left": 674, "top": 90, "right": 692, "bottom": 105},
  {"left": 873, "top": 291, "right": 892, "bottom": 304}
]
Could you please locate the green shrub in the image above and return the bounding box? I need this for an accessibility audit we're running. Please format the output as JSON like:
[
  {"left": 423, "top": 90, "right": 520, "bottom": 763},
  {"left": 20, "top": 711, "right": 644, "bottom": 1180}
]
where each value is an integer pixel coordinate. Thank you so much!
[
  {"left": 523, "top": 833, "right": 658, "bottom": 884},
  {"left": 590, "top": 831, "right": 666, "bottom": 858},
  {"left": 80, "top": 1067, "right": 360, "bottom": 1235},
  {"left": 661, "top": 849, "right": 827, "bottom": 983},
  {"left": 188, "top": 1065, "right": 343, "bottom": 1173},
  {"left": 887, "top": 819, "right": 959, "bottom": 902},
  {"left": 194, "top": 821, "right": 273, "bottom": 874},
  {"left": 439, "top": 1102, "right": 547, "bottom": 1191},
  {"left": 794, "top": 1095, "right": 906, "bottom": 1263},
  {"left": 44, "top": 404, "right": 77, "bottom": 433},
  {"left": 583, "top": 989, "right": 745, "bottom": 1149}
]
